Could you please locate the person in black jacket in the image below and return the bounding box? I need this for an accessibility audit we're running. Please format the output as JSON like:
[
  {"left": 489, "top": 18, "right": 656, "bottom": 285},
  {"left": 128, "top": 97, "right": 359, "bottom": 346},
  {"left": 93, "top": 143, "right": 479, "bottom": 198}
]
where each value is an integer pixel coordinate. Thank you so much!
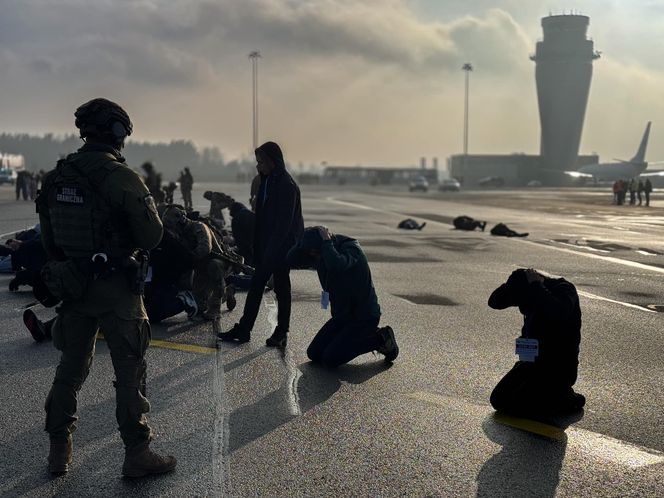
[
  {"left": 287, "top": 226, "right": 398, "bottom": 366},
  {"left": 218, "top": 142, "right": 304, "bottom": 347},
  {"left": 488, "top": 268, "right": 585, "bottom": 417}
]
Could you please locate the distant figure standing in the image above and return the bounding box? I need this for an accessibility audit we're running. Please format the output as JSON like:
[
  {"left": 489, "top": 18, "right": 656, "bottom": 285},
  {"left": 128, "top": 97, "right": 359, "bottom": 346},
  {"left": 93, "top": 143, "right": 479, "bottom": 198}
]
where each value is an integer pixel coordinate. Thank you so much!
[
  {"left": 637, "top": 180, "right": 644, "bottom": 206},
  {"left": 28, "top": 172, "right": 38, "bottom": 200},
  {"left": 15, "top": 170, "right": 28, "bottom": 201},
  {"left": 141, "top": 162, "right": 162, "bottom": 197},
  {"left": 612, "top": 180, "right": 620, "bottom": 205},
  {"left": 644, "top": 178, "right": 653, "bottom": 207},
  {"left": 628, "top": 178, "right": 636, "bottom": 205},
  {"left": 616, "top": 179, "right": 627, "bottom": 205},
  {"left": 179, "top": 167, "right": 194, "bottom": 211}
]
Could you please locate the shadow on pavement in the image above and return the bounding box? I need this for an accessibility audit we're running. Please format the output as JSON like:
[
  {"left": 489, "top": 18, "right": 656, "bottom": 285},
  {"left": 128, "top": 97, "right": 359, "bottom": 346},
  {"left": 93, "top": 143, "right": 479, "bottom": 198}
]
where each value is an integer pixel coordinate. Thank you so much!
[
  {"left": 476, "top": 411, "right": 583, "bottom": 498},
  {"left": 229, "top": 359, "right": 391, "bottom": 453},
  {"left": 1, "top": 352, "right": 212, "bottom": 497}
]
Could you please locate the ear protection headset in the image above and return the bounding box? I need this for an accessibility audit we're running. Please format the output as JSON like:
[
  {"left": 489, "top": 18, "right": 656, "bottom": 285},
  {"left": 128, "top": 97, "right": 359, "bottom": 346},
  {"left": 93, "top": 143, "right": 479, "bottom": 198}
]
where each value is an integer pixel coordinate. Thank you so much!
[{"left": 74, "top": 98, "right": 133, "bottom": 142}]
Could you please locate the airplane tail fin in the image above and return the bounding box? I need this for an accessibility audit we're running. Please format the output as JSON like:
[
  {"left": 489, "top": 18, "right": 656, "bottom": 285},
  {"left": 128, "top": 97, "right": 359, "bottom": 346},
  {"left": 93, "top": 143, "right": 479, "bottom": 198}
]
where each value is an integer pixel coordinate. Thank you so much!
[{"left": 630, "top": 121, "right": 651, "bottom": 164}]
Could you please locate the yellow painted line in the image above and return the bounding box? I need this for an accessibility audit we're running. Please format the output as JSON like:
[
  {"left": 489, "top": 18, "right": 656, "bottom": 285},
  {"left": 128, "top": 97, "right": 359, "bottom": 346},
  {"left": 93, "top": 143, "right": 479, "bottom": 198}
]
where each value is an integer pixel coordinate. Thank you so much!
[
  {"left": 97, "top": 333, "right": 215, "bottom": 355},
  {"left": 493, "top": 412, "right": 566, "bottom": 441},
  {"left": 150, "top": 339, "right": 216, "bottom": 355},
  {"left": 409, "top": 390, "right": 664, "bottom": 468}
]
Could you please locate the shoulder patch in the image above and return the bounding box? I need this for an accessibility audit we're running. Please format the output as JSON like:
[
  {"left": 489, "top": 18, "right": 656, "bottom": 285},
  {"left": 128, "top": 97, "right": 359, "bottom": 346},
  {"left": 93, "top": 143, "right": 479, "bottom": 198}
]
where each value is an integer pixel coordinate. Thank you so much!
[{"left": 144, "top": 193, "right": 157, "bottom": 211}]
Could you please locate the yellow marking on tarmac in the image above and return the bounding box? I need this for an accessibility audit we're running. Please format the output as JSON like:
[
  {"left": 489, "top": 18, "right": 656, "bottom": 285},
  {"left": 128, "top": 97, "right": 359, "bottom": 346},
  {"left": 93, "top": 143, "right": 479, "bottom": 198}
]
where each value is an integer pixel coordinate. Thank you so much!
[
  {"left": 493, "top": 412, "right": 566, "bottom": 441},
  {"left": 410, "top": 390, "right": 664, "bottom": 468},
  {"left": 97, "top": 333, "right": 215, "bottom": 355},
  {"left": 150, "top": 339, "right": 216, "bottom": 355}
]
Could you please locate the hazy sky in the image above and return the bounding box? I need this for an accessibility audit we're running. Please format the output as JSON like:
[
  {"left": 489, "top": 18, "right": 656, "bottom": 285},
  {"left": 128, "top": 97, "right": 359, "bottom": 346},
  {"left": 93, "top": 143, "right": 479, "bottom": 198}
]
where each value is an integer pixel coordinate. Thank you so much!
[{"left": 1, "top": 0, "right": 662, "bottom": 167}]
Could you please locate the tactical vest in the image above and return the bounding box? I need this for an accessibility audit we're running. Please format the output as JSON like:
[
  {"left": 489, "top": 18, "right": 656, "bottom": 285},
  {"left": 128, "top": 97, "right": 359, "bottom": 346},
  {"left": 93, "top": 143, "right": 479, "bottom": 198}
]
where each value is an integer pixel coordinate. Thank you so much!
[{"left": 39, "top": 153, "right": 132, "bottom": 260}]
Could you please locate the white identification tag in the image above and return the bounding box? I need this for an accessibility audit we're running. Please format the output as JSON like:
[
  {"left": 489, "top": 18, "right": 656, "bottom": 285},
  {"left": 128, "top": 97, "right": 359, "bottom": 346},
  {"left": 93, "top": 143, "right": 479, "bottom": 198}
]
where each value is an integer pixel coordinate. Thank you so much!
[
  {"left": 321, "top": 291, "right": 330, "bottom": 310},
  {"left": 515, "top": 338, "right": 538, "bottom": 362},
  {"left": 145, "top": 266, "right": 153, "bottom": 283}
]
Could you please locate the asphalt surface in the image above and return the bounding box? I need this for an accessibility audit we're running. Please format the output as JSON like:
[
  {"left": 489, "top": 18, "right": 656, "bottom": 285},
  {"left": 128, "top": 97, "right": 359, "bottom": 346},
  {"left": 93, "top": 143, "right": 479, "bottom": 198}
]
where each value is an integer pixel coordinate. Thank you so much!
[{"left": 0, "top": 182, "right": 662, "bottom": 497}]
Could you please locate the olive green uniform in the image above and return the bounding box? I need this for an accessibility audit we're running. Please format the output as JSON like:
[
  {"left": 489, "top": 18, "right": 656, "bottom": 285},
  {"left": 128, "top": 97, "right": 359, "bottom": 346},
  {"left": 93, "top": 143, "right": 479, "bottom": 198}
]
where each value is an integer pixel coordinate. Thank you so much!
[
  {"left": 167, "top": 215, "right": 226, "bottom": 316},
  {"left": 38, "top": 143, "right": 163, "bottom": 449}
]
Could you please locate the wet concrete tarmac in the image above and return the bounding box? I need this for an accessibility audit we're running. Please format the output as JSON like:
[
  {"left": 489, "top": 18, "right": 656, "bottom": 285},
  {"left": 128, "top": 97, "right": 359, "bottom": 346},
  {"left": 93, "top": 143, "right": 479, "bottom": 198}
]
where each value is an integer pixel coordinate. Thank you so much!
[{"left": 0, "top": 183, "right": 662, "bottom": 497}]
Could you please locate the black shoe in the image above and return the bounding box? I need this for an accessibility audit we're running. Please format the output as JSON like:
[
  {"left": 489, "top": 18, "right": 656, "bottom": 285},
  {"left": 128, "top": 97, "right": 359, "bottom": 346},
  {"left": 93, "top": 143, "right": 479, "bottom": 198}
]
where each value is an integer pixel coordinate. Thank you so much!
[
  {"left": 226, "top": 286, "right": 237, "bottom": 312},
  {"left": 376, "top": 326, "right": 399, "bottom": 363},
  {"left": 23, "top": 309, "right": 46, "bottom": 342},
  {"left": 217, "top": 324, "right": 250, "bottom": 343},
  {"left": 265, "top": 329, "right": 287, "bottom": 348}
]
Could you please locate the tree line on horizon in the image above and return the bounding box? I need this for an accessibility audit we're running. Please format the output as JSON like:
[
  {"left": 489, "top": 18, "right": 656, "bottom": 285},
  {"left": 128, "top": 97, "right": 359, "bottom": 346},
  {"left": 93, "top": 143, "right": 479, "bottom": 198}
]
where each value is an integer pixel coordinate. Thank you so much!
[{"left": 0, "top": 132, "right": 245, "bottom": 181}]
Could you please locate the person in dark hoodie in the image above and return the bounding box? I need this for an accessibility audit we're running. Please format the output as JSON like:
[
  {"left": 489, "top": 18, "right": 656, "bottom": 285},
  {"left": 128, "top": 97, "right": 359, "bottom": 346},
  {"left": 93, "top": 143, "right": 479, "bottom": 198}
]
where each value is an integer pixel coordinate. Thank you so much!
[
  {"left": 287, "top": 226, "right": 399, "bottom": 366},
  {"left": 218, "top": 142, "right": 304, "bottom": 347},
  {"left": 488, "top": 268, "right": 585, "bottom": 417}
]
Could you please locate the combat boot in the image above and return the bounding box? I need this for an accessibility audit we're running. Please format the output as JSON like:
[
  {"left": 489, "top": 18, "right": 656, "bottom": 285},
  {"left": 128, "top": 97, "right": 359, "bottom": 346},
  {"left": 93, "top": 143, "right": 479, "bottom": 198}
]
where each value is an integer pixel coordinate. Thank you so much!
[
  {"left": 48, "top": 437, "right": 73, "bottom": 475},
  {"left": 122, "top": 443, "right": 177, "bottom": 478}
]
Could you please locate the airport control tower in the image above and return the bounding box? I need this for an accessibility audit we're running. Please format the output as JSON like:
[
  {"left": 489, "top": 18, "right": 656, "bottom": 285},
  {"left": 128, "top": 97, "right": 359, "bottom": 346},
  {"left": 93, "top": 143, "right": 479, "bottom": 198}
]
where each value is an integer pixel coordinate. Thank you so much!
[{"left": 531, "top": 14, "right": 600, "bottom": 179}]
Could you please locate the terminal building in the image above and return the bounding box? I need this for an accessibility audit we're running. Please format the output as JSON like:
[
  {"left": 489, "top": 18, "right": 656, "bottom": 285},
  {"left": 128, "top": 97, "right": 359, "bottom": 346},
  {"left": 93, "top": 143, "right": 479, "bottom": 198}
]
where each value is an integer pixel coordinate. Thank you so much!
[
  {"left": 448, "top": 153, "right": 599, "bottom": 187},
  {"left": 451, "top": 14, "right": 601, "bottom": 187},
  {"left": 322, "top": 165, "right": 438, "bottom": 185}
]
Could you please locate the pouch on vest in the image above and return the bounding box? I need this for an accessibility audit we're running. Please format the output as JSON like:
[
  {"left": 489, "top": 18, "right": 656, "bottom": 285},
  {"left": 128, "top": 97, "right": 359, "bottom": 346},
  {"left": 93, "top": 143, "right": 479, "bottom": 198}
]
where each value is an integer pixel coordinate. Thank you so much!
[{"left": 40, "top": 260, "right": 88, "bottom": 302}]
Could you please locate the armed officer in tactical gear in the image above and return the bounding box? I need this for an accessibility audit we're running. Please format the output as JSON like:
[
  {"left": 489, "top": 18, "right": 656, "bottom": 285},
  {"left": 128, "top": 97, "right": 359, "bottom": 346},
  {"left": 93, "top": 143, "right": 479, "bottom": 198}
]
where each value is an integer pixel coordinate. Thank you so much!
[{"left": 36, "top": 98, "right": 177, "bottom": 477}]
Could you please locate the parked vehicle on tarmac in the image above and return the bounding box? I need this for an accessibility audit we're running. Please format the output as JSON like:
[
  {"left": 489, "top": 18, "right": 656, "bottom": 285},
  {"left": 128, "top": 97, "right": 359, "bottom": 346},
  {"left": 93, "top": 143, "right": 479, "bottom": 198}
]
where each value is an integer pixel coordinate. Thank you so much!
[
  {"left": 439, "top": 178, "right": 461, "bottom": 192},
  {"left": 0, "top": 168, "right": 17, "bottom": 186},
  {"left": 478, "top": 176, "right": 505, "bottom": 188},
  {"left": 409, "top": 176, "right": 429, "bottom": 193}
]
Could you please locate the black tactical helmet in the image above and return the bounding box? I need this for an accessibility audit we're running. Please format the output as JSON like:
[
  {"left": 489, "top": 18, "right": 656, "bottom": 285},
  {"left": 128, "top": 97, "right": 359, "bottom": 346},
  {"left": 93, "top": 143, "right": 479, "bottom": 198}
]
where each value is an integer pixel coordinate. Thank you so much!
[{"left": 74, "top": 98, "right": 133, "bottom": 144}]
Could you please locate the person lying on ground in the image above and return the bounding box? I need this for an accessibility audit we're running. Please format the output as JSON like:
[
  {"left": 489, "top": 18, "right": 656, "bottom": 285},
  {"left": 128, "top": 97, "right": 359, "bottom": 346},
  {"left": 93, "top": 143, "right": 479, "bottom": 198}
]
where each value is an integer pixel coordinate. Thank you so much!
[
  {"left": 453, "top": 216, "right": 486, "bottom": 232},
  {"left": 398, "top": 218, "right": 427, "bottom": 230},
  {"left": 490, "top": 223, "right": 528, "bottom": 237}
]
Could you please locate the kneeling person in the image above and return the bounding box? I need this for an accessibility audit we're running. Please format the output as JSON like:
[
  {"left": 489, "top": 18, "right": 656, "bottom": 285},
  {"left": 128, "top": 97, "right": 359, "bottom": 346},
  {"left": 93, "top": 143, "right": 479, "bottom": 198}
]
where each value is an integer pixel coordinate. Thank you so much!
[
  {"left": 288, "top": 226, "right": 398, "bottom": 366},
  {"left": 488, "top": 268, "right": 585, "bottom": 417}
]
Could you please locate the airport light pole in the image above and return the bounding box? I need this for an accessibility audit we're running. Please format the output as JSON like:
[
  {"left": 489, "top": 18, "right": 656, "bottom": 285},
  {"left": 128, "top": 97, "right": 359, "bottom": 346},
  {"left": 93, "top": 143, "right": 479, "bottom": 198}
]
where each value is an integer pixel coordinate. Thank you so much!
[
  {"left": 249, "top": 50, "right": 261, "bottom": 151},
  {"left": 462, "top": 62, "right": 473, "bottom": 160}
]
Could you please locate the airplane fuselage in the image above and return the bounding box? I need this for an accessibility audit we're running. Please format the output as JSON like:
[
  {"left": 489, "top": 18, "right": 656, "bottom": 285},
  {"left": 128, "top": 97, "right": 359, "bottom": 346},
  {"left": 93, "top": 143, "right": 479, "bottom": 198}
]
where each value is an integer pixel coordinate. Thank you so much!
[{"left": 577, "top": 161, "right": 646, "bottom": 180}]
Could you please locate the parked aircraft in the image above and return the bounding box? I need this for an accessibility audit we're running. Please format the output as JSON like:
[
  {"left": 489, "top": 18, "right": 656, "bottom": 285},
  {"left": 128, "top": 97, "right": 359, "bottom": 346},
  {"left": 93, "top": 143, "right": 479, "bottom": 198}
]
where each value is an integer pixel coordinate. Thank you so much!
[{"left": 567, "top": 122, "right": 663, "bottom": 180}]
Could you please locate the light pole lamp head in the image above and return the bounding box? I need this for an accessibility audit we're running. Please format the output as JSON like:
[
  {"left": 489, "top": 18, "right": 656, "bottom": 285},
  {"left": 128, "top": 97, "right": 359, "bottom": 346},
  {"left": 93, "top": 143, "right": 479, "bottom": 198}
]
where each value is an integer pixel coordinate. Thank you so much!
[
  {"left": 462, "top": 62, "right": 473, "bottom": 72},
  {"left": 249, "top": 50, "right": 261, "bottom": 59}
]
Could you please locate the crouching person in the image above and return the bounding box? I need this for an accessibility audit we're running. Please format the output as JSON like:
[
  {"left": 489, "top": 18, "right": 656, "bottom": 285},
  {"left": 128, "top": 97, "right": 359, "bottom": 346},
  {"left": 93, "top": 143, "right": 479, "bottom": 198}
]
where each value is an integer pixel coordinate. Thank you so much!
[
  {"left": 287, "top": 226, "right": 398, "bottom": 366},
  {"left": 488, "top": 268, "right": 585, "bottom": 417},
  {"left": 161, "top": 205, "right": 227, "bottom": 320}
]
